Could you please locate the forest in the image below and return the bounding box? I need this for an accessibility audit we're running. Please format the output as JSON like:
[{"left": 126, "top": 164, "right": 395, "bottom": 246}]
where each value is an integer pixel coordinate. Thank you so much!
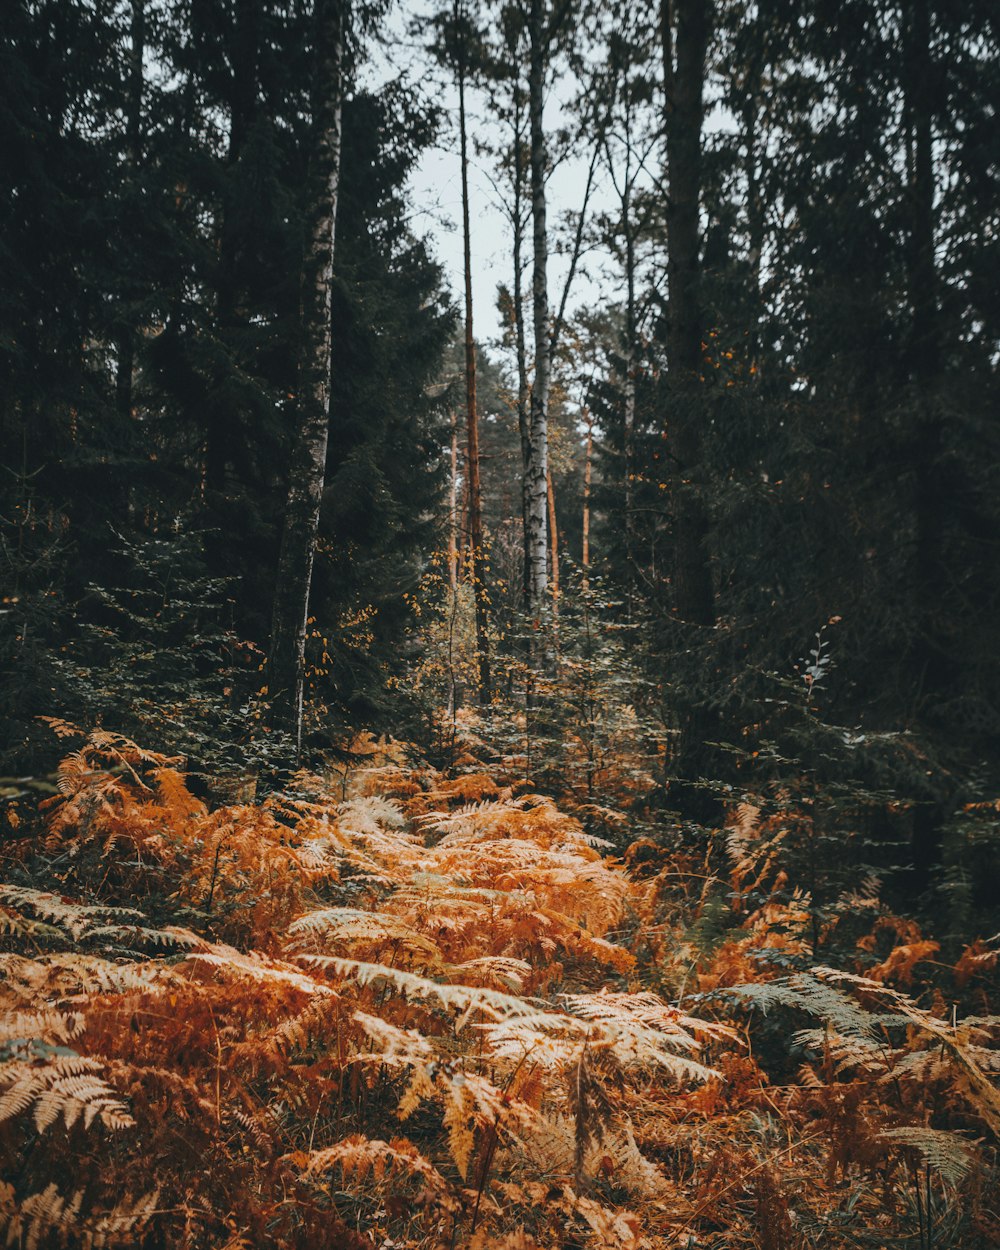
[{"left": 1, "top": 0, "right": 999, "bottom": 1247}]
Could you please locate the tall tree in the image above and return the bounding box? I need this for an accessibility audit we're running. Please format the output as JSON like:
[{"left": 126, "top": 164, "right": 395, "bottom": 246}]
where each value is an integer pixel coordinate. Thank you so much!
[
  {"left": 491, "top": 0, "right": 590, "bottom": 619},
  {"left": 489, "top": 3, "right": 535, "bottom": 607},
  {"left": 453, "top": 0, "right": 491, "bottom": 701},
  {"left": 596, "top": 4, "right": 660, "bottom": 587},
  {"left": 268, "top": 0, "right": 346, "bottom": 759},
  {"left": 661, "top": 0, "right": 714, "bottom": 632},
  {"left": 524, "top": 0, "right": 552, "bottom": 615}
]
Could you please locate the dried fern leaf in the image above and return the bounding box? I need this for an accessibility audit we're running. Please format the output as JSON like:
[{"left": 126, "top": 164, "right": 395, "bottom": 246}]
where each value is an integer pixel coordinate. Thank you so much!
[
  {"left": 291, "top": 1134, "right": 451, "bottom": 1198},
  {"left": 0, "top": 1055, "right": 133, "bottom": 1133}
]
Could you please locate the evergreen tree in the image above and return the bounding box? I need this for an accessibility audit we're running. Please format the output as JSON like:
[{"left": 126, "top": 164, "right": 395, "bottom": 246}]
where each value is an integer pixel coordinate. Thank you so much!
[{"left": 0, "top": 0, "right": 456, "bottom": 775}]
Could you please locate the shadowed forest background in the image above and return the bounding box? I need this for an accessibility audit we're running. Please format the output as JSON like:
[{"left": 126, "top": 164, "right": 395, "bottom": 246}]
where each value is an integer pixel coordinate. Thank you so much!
[{"left": 1, "top": 0, "right": 999, "bottom": 1247}]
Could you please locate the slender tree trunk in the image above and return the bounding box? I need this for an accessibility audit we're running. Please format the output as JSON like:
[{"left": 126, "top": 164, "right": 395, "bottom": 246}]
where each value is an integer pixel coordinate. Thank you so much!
[
  {"left": 905, "top": 0, "right": 943, "bottom": 690},
  {"left": 905, "top": 0, "right": 937, "bottom": 376},
  {"left": 456, "top": 5, "right": 491, "bottom": 702},
  {"left": 904, "top": 0, "right": 947, "bottom": 883},
  {"left": 449, "top": 408, "right": 459, "bottom": 592},
  {"left": 526, "top": 0, "right": 550, "bottom": 617},
  {"left": 660, "top": 0, "right": 719, "bottom": 799},
  {"left": 742, "top": 44, "right": 765, "bottom": 380},
  {"left": 623, "top": 214, "right": 637, "bottom": 580},
  {"left": 511, "top": 93, "right": 532, "bottom": 608},
  {"left": 207, "top": 0, "right": 261, "bottom": 498},
  {"left": 546, "top": 467, "right": 559, "bottom": 621},
  {"left": 126, "top": 0, "right": 144, "bottom": 168},
  {"left": 662, "top": 0, "right": 714, "bottom": 632},
  {"left": 116, "top": 0, "right": 145, "bottom": 424},
  {"left": 582, "top": 415, "right": 592, "bottom": 588},
  {"left": 268, "top": 0, "right": 345, "bottom": 761},
  {"left": 459, "top": 475, "right": 470, "bottom": 570},
  {"left": 446, "top": 407, "right": 459, "bottom": 722}
]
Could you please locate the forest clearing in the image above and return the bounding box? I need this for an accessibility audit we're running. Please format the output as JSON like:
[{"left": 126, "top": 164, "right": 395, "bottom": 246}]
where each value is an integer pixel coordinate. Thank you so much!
[{"left": 2, "top": 0, "right": 999, "bottom": 1246}]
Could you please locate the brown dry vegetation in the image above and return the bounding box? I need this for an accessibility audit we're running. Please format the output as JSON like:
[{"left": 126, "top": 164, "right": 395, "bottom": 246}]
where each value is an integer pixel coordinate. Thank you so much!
[{"left": 0, "top": 726, "right": 997, "bottom": 1249}]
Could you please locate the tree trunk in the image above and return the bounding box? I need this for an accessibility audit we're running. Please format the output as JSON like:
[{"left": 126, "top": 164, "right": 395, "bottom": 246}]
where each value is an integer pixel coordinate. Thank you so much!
[
  {"left": 904, "top": 0, "right": 948, "bottom": 882},
  {"left": 660, "top": 0, "right": 719, "bottom": 800},
  {"left": 904, "top": 0, "right": 937, "bottom": 377},
  {"left": 206, "top": 0, "right": 261, "bottom": 499},
  {"left": 449, "top": 408, "right": 458, "bottom": 592},
  {"left": 662, "top": 0, "right": 714, "bottom": 632},
  {"left": 526, "top": 0, "right": 550, "bottom": 617},
  {"left": 742, "top": 39, "right": 765, "bottom": 381},
  {"left": 904, "top": 0, "right": 947, "bottom": 703},
  {"left": 268, "top": 0, "right": 345, "bottom": 761},
  {"left": 623, "top": 213, "right": 637, "bottom": 581},
  {"left": 116, "top": 0, "right": 145, "bottom": 424},
  {"left": 512, "top": 94, "right": 532, "bottom": 609},
  {"left": 546, "top": 467, "right": 559, "bottom": 621},
  {"left": 582, "top": 415, "right": 592, "bottom": 587},
  {"left": 456, "top": 3, "right": 491, "bottom": 702}
]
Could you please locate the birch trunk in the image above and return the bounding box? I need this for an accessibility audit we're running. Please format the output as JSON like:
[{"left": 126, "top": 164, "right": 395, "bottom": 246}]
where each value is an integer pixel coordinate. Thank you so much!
[
  {"left": 268, "top": 0, "right": 344, "bottom": 760},
  {"left": 904, "top": 0, "right": 942, "bottom": 680},
  {"left": 526, "top": 0, "right": 550, "bottom": 617},
  {"left": 546, "top": 467, "right": 559, "bottom": 621},
  {"left": 742, "top": 41, "right": 764, "bottom": 380}
]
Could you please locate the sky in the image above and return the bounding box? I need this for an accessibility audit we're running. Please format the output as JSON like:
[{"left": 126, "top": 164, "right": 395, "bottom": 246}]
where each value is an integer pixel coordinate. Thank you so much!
[{"left": 364, "top": 1, "right": 622, "bottom": 351}]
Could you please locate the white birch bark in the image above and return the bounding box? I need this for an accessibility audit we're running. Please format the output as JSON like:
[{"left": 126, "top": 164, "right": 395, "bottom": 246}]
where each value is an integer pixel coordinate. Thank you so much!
[
  {"left": 268, "top": 0, "right": 345, "bottom": 760},
  {"left": 526, "top": 0, "right": 550, "bottom": 616}
]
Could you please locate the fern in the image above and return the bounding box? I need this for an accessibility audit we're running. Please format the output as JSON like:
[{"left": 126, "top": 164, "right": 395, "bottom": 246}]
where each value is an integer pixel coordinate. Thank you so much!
[
  {"left": 3, "top": 1183, "right": 84, "bottom": 1250},
  {"left": 447, "top": 955, "right": 533, "bottom": 993},
  {"left": 729, "top": 966, "right": 1000, "bottom": 1138},
  {"left": 186, "top": 945, "right": 337, "bottom": 998},
  {"left": 877, "top": 1127, "right": 979, "bottom": 1188},
  {"left": 0, "top": 1054, "right": 133, "bottom": 1132},
  {"left": 294, "top": 954, "right": 541, "bottom": 1023},
  {"left": 287, "top": 907, "right": 445, "bottom": 969},
  {"left": 352, "top": 1010, "right": 435, "bottom": 1068},
  {"left": 0, "top": 886, "right": 203, "bottom": 953},
  {"left": 3, "top": 735, "right": 996, "bottom": 1248},
  {"left": 478, "top": 1011, "right": 719, "bottom": 1086},
  {"left": 0, "top": 1182, "right": 158, "bottom": 1250},
  {"left": 80, "top": 1189, "right": 161, "bottom": 1249},
  {"left": 291, "top": 1134, "right": 453, "bottom": 1200},
  {"left": 0, "top": 952, "right": 182, "bottom": 1000},
  {"left": 725, "top": 968, "right": 909, "bottom": 1040},
  {"left": 725, "top": 801, "right": 761, "bottom": 867},
  {"left": 0, "top": 1011, "right": 84, "bottom": 1050}
]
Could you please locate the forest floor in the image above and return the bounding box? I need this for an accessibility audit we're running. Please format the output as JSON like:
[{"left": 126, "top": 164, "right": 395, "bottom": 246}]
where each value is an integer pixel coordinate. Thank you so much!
[{"left": 0, "top": 726, "right": 998, "bottom": 1249}]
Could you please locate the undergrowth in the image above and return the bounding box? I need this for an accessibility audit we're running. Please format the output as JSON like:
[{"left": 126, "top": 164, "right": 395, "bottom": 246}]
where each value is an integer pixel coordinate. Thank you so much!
[{"left": 0, "top": 725, "right": 997, "bottom": 1248}]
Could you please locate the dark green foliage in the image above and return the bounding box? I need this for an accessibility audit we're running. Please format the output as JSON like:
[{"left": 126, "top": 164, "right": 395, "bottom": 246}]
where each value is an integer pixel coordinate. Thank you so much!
[
  {"left": 0, "top": 1, "right": 455, "bottom": 778},
  {"left": 1, "top": 0, "right": 998, "bottom": 941},
  {"left": 52, "top": 527, "right": 268, "bottom": 779},
  {"left": 581, "top": 0, "right": 1000, "bottom": 924},
  {"left": 307, "top": 87, "right": 456, "bottom": 731}
]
